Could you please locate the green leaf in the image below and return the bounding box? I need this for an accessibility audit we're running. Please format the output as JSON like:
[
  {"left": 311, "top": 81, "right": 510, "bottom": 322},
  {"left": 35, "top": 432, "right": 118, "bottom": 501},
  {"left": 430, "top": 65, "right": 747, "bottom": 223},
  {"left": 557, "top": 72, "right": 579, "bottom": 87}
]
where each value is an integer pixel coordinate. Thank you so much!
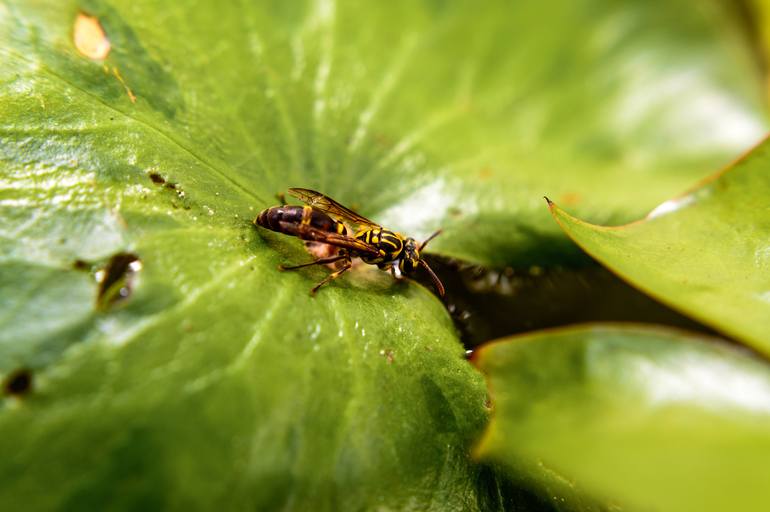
[
  {"left": 474, "top": 324, "right": 770, "bottom": 512},
  {"left": 0, "top": 2, "right": 495, "bottom": 509},
  {"left": 548, "top": 137, "right": 770, "bottom": 355}
]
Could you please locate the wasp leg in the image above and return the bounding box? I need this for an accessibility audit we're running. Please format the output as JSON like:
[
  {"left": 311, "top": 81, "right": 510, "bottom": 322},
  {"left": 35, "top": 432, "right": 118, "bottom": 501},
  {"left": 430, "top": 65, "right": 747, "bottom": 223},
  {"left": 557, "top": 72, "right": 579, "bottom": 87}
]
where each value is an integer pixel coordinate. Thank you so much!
[
  {"left": 276, "top": 192, "right": 287, "bottom": 205},
  {"left": 279, "top": 254, "right": 347, "bottom": 271},
  {"left": 311, "top": 258, "right": 352, "bottom": 296}
]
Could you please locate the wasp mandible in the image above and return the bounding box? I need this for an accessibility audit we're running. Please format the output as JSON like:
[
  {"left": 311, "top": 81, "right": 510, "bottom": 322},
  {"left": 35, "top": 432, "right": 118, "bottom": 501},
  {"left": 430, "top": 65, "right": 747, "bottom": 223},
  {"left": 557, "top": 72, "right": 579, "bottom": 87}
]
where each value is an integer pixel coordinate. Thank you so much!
[{"left": 255, "top": 188, "right": 445, "bottom": 297}]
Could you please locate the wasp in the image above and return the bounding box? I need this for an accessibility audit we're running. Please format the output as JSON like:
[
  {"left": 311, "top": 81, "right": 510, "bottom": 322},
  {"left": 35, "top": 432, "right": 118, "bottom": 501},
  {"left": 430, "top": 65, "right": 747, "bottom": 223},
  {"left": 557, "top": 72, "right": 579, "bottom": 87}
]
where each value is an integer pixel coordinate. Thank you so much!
[{"left": 255, "top": 188, "right": 445, "bottom": 297}]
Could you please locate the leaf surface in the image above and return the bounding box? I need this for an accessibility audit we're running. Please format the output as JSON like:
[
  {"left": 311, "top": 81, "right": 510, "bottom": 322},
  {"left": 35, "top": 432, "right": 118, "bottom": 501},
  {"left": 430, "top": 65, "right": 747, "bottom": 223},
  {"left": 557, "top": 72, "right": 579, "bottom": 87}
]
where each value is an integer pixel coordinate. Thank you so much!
[
  {"left": 549, "top": 136, "right": 770, "bottom": 355},
  {"left": 475, "top": 324, "right": 770, "bottom": 512}
]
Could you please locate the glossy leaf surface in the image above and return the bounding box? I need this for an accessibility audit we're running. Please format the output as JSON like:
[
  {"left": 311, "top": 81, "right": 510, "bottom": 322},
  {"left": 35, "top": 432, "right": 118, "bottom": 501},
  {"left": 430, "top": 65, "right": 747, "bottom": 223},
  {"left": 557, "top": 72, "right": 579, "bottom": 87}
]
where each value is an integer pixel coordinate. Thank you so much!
[
  {"left": 475, "top": 325, "right": 770, "bottom": 512},
  {"left": 550, "top": 137, "right": 770, "bottom": 355},
  {"left": 0, "top": 1, "right": 494, "bottom": 509}
]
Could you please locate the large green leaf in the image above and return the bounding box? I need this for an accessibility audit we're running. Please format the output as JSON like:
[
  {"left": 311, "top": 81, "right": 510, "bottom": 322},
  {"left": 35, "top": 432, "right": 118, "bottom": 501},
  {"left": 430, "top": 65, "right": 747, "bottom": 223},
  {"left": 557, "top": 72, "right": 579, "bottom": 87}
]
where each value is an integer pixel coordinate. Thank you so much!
[
  {"left": 549, "top": 137, "right": 770, "bottom": 355},
  {"left": 474, "top": 324, "right": 770, "bottom": 512},
  {"left": 4, "top": 0, "right": 765, "bottom": 261},
  {"left": 0, "top": 2, "right": 495, "bottom": 510},
  {"left": 0, "top": 0, "right": 767, "bottom": 508}
]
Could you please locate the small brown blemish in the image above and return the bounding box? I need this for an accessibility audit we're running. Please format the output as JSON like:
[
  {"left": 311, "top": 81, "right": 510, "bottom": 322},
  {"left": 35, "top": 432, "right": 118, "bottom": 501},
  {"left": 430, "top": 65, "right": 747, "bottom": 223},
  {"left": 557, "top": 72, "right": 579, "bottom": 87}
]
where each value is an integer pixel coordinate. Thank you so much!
[
  {"left": 149, "top": 172, "right": 184, "bottom": 199},
  {"left": 478, "top": 166, "right": 493, "bottom": 180},
  {"left": 96, "top": 252, "right": 142, "bottom": 309},
  {"left": 448, "top": 206, "right": 463, "bottom": 218},
  {"left": 148, "top": 172, "right": 166, "bottom": 185},
  {"left": 379, "top": 349, "right": 394, "bottom": 364},
  {"left": 4, "top": 369, "right": 33, "bottom": 397},
  {"left": 74, "top": 13, "right": 111, "bottom": 60},
  {"left": 73, "top": 259, "right": 91, "bottom": 271}
]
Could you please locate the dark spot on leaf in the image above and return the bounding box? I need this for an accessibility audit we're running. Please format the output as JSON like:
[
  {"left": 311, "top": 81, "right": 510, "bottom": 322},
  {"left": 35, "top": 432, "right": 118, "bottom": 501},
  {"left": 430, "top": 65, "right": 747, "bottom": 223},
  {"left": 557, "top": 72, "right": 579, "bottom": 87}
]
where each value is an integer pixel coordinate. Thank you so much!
[
  {"left": 163, "top": 181, "right": 178, "bottom": 190},
  {"left": 4, "top": 369, "right": 33, "bottom": 397},
  {"left": 148, "top": 172, "right": 165, "bottom": 185},
  {"left": 97, "top": 252, "right": 142, "bottom": 310},
  {"left": 73, "top": 259, "right": 91, "bottom": 271},
  {"left": 448, "top": 206, "right": 463, "bottom": 218}
]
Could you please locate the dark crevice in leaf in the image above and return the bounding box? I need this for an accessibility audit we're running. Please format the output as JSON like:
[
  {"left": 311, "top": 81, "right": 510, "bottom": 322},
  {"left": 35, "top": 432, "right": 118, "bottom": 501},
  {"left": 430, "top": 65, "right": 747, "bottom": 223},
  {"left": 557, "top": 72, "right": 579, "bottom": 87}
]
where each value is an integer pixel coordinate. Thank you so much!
[
  {"left": 474, "top": 463, "right": 562, "bottom": 512},
  {"left": 421, "top": 256, "right": 718, "bottom": 350}
]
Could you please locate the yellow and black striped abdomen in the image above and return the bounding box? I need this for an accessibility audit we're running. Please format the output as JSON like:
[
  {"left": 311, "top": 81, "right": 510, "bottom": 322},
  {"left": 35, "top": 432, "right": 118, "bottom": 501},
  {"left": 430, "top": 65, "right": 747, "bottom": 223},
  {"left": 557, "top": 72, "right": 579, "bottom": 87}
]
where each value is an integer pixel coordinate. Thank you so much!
[
  {"left": 355, "top": 228, "right": 403, "bottom": 263},
  {"left": 256, "top": 205, "right": 347, "bottom": 237}
]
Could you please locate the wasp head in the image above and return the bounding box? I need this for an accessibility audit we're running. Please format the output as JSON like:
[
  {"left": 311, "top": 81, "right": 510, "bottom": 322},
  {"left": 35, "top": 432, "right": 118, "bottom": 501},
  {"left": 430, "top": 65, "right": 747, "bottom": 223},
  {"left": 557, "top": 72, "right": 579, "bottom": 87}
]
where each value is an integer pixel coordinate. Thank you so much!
[
  {"left": 398, "top": 237, "right": 420, "bottom": 274},
  {"left": 402, "top": 230, "right": 445, "bottom": 297}
]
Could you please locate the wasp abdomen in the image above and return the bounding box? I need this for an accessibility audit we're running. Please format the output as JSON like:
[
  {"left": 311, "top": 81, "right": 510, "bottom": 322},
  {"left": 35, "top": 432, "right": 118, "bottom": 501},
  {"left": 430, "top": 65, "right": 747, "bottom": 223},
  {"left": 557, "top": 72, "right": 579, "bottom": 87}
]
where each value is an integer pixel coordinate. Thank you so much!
[{"left": 256, "top": 206, "right": 347, "bottom": 237}]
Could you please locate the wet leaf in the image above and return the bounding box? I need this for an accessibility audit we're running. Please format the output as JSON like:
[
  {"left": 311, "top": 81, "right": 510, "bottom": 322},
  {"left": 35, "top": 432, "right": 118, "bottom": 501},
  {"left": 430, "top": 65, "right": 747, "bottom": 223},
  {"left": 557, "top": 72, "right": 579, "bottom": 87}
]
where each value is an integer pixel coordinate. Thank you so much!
[
  {"left": 549, "top": 137, "right": 770, "bottom": 355},
  {"left": 474, "top": 324, "right": 770, "bottom": 512}
]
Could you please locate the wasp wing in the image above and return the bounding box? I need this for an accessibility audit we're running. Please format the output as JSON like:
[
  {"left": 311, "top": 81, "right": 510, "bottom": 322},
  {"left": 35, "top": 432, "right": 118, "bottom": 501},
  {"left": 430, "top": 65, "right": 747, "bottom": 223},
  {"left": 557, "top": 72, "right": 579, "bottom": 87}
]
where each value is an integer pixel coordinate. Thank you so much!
[
  {"left": 288, "top": 188, "right": 378, "bottom": 227},
  {"left": 276, "top": 221, "right": 381, "bottom": 257}
]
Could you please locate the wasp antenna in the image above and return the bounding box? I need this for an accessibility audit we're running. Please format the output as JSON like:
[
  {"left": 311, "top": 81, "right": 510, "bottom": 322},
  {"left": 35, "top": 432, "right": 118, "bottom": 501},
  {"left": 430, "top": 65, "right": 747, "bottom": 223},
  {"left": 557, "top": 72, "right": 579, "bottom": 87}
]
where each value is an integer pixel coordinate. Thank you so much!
[
  {"left": 420, "top": 229, "right": 443, "bottom": 251},
  {"left": 419, "top": 259, "right": 445, "bottom": 298}
]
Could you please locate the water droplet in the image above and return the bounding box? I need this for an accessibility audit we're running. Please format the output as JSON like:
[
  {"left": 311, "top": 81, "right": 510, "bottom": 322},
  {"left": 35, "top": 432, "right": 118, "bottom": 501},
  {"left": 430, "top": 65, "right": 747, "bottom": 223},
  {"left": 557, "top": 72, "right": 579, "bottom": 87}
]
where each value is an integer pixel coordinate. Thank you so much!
[{"left": 96, "top": 252, "right": 142, "bottom": 310}]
